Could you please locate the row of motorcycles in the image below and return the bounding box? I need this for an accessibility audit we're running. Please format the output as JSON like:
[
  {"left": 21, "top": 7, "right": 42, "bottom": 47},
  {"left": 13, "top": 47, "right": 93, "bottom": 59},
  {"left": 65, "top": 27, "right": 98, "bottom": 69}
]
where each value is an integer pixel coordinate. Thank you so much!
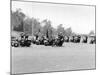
[
  {"left": 11, "top": 33, "right": 64, "bottom": 47},
  {"left": 11, "top": 34, "right": 31, "bottom": 47},
  {"left": 32, "top": 35, "right": 64, "bottom": 47},
  {"left": 11, "top": 33, "right": 96, "bottom": 47},
  {"left": 64, "top": 35, "right": 96, "bottom": 44}
]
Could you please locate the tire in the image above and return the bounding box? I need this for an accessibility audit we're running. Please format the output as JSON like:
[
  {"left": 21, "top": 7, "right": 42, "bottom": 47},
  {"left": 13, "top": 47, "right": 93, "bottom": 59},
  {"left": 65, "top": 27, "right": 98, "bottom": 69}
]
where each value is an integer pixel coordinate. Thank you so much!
[
  {"left": 44, "top": 43, "right": 47, "bottom": 46},
  {"left": 44, "top": 42, "right": 49, "bottom": 46},
  {"left": 26, "top": 43, "right": 31, "bottom": 47},
  {"left": 26, "top": 44, "right": 30, "bottom": 47},
  {"left": 14, "top": 43, "right": 19, "bottom": 47},
  {"left": 11, "top": 42, "right": 14, "bottom": 47}
]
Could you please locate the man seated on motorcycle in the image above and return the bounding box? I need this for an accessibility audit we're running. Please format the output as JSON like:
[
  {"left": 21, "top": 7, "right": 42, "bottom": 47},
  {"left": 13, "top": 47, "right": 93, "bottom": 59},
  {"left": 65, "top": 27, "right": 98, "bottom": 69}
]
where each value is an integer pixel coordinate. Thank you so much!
[{"left": 58, "top": 32, "right": 64, "bottom": 41}]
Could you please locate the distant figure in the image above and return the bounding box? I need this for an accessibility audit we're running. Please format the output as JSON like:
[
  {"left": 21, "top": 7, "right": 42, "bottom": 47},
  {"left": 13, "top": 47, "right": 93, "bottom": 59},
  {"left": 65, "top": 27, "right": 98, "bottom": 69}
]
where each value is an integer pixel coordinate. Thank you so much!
[
  {"left": 69, "top": 36, "right": 75, "bottom": 43},
  {"left": 82, "top": 36, "right": 88, "bottom": 43},
  {"left": 74, "top": 35, "right": 81, "bottom": 43},
  {"left": 90, "top": 36, "right": 96, "bottom": 44},
  {"left": 25, "top": 35, "right": 28, "bottom": 40},
  {"left": 64, "top": 36, "right": 69, "bottom": 42}
]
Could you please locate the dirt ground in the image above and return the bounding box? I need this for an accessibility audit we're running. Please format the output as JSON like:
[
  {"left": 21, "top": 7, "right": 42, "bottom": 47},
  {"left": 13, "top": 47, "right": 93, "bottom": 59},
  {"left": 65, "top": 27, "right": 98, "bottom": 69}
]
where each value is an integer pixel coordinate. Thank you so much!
[{"left": 11, "top": 43, "right": 95, "bottom": 74}]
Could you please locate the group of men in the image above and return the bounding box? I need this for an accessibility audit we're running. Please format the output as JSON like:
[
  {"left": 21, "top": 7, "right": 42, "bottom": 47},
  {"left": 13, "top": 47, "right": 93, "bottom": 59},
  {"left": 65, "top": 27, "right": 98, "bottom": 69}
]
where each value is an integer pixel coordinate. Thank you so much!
[
  {"left": 64, "top": 35, "right": 96, "bottom": 44},
  {"left": 32, "top": 32, "right": 64, "bottom": 46},
  {"left": 11, "top": 32, "right": 96, "bottom": 47},
  {"left": 11, "top": 32, "right": 65, "bottom": 47}
]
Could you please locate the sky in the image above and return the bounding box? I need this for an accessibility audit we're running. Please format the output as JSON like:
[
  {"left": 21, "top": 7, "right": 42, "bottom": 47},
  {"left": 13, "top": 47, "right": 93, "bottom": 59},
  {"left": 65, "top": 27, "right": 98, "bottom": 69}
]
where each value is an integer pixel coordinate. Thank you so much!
[{"left": 12, "top": 1, "right": 95, "bottom": 34}]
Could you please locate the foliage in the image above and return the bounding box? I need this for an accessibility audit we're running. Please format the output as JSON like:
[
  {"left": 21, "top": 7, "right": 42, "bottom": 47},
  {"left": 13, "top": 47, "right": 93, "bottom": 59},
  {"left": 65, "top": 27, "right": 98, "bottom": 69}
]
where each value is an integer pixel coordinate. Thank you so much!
[
  {"left": 89, "top": 30, "right": 95, "bottom": 36},
  {"left": 65, "top": 27, "right": 72, "bottom": 36},
  {"left": 11, "top": 9, "right": 80, "bottom": 37},
  {"left": 11, "top": 9, "right": 25, "bottom": 32}
]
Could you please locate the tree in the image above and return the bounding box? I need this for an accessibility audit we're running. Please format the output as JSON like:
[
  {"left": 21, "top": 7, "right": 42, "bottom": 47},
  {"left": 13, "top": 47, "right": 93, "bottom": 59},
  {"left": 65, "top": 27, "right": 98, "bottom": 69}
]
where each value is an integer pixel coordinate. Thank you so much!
[
  {"left": 41, "top": 19, "right": 53, "bottom": 39},
  {"left": 65, "top": 27, "right": 72, "bottom": 36},
  {"left": 31, "top": 18, "right": 41, "bottom": 35},
  {"left": 89, "top": 30, "right": 95, "bottom": 36},
  {"left": 11, "top": 9, "right": 25, "bottom": 32},
  {"left": 57, "top": 24, "right": 65, "bottom": 36},
  {"left": 23, "top": 17, "right": 32, "bottom": 35}
]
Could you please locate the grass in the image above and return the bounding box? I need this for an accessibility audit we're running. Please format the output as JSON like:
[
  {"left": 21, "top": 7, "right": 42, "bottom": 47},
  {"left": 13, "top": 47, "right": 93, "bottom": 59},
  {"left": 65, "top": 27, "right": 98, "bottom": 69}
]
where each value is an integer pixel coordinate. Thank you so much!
[{"left": 11, "top": 43, "right": 95, "bottom": 74}]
